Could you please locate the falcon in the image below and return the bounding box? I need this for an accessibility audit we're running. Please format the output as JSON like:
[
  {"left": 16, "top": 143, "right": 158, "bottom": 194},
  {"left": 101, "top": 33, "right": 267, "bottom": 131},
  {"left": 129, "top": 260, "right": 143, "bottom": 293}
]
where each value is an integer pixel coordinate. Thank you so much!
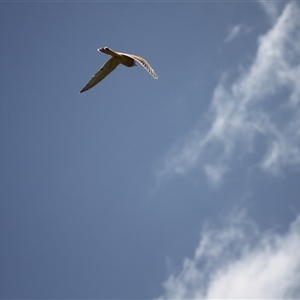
[{"left": 80, "top": 47, "right": 158, "bottom": 93}]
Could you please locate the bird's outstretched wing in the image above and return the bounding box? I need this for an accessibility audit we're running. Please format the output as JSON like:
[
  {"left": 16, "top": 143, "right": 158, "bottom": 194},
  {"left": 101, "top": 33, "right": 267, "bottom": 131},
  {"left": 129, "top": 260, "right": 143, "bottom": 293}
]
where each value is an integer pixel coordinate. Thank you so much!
[
  {"left": 126, "top": 54, "right": 158, "bottom": 79},
  {"left": 80, "top": 57, "right": 120, "bottom": 93}
]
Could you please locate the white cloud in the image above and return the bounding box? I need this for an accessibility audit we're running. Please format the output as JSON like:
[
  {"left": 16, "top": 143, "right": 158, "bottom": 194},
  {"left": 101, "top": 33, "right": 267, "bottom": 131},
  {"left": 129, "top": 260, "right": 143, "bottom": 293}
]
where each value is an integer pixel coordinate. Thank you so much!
[
  {"left": 157, "top": 211, "right": 300, "bottom": 299},
  {"left": 224, "top": 24, "right": 250, "bottom": 43},
  {"left": 204, "top": 164, "right": 228, "bottom": 187},
  {"left": 157, "top": 2, "right": 300, "bottom": 186},
  {"left": 258, "top": 0, "right": 281, "bottom": 23}
]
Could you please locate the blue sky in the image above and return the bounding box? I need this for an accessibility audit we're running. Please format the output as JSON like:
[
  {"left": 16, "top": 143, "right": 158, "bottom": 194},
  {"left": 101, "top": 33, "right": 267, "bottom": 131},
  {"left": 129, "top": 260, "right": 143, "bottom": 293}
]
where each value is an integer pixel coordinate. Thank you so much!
[{"left": 1, "top": 1, "right": 300, "bottom": 299}]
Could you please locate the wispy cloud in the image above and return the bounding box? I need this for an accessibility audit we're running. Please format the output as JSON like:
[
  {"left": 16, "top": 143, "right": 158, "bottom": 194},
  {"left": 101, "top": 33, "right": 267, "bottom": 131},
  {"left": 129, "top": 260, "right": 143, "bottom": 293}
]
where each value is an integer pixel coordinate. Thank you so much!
[
  {"left": 224, "top": 24, "right": 250, "bottom": 43},
  {"left": 258, "top": 0, "right": 281, "bottom": 24},
  {"left": 157, "top": 210, "right": 300, "bottom": 299},
  {"left": 157, "top": 2, "right": 300, "bottom": 186}
]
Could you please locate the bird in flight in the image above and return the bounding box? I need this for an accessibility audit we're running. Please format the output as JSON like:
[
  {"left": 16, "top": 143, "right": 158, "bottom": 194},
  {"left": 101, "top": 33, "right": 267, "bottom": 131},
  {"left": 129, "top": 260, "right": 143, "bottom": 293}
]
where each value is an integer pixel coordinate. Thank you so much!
[{"left": 80, "top": 47, "right": 158, "bottom": 93}]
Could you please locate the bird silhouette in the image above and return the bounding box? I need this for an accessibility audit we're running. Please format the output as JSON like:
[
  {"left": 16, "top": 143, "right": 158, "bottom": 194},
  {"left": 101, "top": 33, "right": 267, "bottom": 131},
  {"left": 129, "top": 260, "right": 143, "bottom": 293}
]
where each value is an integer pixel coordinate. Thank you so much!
[{"left": 80, "top": 47, "right": 158, "bottom": 93}]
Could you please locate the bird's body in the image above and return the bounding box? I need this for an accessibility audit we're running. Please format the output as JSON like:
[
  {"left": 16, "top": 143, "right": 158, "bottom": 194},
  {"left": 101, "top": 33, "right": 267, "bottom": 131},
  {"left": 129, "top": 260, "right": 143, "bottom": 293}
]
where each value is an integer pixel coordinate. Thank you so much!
[{"left": 80, "top": 47, "right": 158, "bottom": 93}]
